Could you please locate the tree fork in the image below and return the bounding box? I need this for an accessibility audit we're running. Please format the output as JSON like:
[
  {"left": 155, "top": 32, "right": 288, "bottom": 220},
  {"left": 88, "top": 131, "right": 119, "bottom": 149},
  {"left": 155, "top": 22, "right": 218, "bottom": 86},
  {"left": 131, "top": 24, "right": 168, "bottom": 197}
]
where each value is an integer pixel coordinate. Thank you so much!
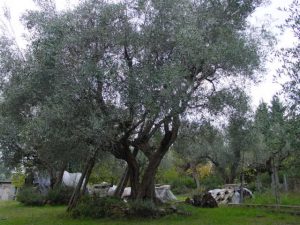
[{"left": 135, "top": 117, "right": 179, "bottom": 201}]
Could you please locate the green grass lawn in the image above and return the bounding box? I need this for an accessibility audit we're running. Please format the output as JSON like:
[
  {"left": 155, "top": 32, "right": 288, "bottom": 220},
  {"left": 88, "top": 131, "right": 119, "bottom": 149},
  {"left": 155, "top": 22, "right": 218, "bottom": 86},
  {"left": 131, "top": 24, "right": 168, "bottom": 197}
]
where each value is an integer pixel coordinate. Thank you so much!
[
  {"left": 0, "top": 201, "right": 299, "bottom": 225},
  {"left": 245, "top": 192, "right": 300, "bottom": 205}
]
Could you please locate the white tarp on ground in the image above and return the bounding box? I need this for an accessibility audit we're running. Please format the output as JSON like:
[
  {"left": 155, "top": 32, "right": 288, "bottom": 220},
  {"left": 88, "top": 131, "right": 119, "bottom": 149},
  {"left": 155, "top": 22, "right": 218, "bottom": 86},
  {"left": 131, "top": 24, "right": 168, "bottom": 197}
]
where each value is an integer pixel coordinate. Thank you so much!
[
  {"left": 107, "top": 185, "right": 117, "bottom": 196},
  {"left": 62, "top": 171, "right": 83, "bottom": 188},
  {"left": 209, "top": 188, "right": 253, "bottom": 204},
  {"left": 39, "top": 171, "right": 177, "bottom": 202},
  {"left": 155, "top": 185, "right": 177, "bottom": 202},
  {"left": 209, "top": 188, "right": 234, "bottom": 204},
  {"left": 90, "top": 182, "right": 111, "bottom": 197},
  {"left": 107, "top": 185, "right": 131, "bottom": 198},
  {"left": 231, "top": 191, "right": 240, "bottom": 204},
  {"left": 107, "top": 184, "right": 177, "bottom": 202}
]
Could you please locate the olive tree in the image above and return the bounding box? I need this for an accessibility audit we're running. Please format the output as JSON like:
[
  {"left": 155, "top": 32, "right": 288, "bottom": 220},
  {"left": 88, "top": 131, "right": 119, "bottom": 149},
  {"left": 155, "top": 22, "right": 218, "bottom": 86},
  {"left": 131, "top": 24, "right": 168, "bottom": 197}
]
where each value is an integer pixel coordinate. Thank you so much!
[{"left": 0, "top": 0, "right": 266, "bottom": 206}]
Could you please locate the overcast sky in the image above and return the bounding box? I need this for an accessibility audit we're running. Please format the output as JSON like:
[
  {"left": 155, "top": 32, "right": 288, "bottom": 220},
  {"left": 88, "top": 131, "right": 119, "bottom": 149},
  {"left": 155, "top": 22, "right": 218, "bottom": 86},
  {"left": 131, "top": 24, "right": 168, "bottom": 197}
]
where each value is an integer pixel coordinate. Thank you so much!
[
  {"left": 0, "top": 0, "right": 298, "bottom": 109},
  {"left": 248, "top": 0, "right": 296, "bottom": 108}
]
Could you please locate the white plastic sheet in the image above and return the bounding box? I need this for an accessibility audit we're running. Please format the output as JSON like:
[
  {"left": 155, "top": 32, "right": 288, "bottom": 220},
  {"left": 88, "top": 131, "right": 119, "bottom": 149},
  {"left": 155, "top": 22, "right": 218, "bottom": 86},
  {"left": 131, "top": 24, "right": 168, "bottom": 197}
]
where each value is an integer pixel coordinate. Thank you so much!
[
  {"left": 107, "top": 184, "right": 177, "bottom": 202},
  {"left": 62, "top": 171, "right": 83, "bottom": 187}
]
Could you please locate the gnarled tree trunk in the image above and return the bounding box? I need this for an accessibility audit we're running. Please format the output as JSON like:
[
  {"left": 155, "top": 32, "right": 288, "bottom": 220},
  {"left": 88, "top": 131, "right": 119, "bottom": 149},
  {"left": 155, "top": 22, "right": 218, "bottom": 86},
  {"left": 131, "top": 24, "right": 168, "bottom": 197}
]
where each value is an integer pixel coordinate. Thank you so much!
[
  {"left": 54, "top": 163, "right": 67, "bottom": 188},
  {"left": 137, "top": 157, "right": 161, "bottom": 200},
  {"left": 67, "top": 151, "right": 98, "bottom": 211},
  {"left": 81, "top": 157, "right": 96, "bottom": 195},
  {"left": 112, "top": 116, "right": 179, "bottom": 203},
  {"left": 67, "top": 162, "right": 89, "bottom": 211},
  {"left": 114, "top": 167, "right": 130, "bottom": 197},
  {"left": 133, "top": 118, "right": 179, "bottom": 201},
  {"left": 114, "top": 148, "right": 138, "bottom": 198},
  {"left": 127, "top": 156, "right": 140, "bottom": 199}
]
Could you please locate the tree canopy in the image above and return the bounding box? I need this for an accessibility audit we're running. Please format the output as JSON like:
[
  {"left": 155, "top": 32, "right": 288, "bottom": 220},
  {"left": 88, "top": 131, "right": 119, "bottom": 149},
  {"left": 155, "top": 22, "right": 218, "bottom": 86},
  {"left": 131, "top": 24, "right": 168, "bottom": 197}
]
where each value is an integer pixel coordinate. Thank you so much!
[
  {"left": 0, "top": 0, "right": 267, "bottom": 205},
  {"left": 280, "top": 0, "right": 300, "bottom": 113}
]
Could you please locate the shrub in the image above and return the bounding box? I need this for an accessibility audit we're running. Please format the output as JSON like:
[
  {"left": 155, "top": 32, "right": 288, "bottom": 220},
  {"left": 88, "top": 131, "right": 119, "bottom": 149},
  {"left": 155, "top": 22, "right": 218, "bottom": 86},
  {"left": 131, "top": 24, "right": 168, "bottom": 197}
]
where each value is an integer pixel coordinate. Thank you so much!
[
  {"left": 128, "top": 199, "right": 160, "bottom": 218},
  {"left": 157, "top": 167, "right": 196, "bottom": 194},
  {"left": 11, "top": 169, "right": 26, "bottom": 189},
  {"left": 46, "top": 186, "right": 74, "bottom": 205},
  {"left": 171, "top": 176, "right": 196, "bottom": 194},
  {"left": 200, "top": 174, "right": 223, "bottom": 190},
  {"left": 260, "top": 173, "right": 272, "bottom": 187},
  {"left": 247, "top": 181, "right": 257, "bottom": 192},
  {"left": 72, "top": 196, "right": 127, "bottom": 219},
  {"left": 17, "top": 187, "right": 45, "bottom": 206},
  {"left": 157, "top": 165, "right": 203, "bottom": 195}
]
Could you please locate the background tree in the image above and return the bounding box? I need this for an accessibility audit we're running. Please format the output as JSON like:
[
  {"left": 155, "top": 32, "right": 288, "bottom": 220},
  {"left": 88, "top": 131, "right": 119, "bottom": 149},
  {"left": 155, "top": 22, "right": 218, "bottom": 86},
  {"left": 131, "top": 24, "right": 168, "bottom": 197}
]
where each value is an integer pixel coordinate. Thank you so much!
[
  {"left": 174, "top": 120, "right": 224, "bottom": 188},
  {"left": 249, "top": 96, "right": 296, "bottom": 203},
  {"left": 280, "top": 0, "right": 300, "bottom": 113},
  {"left": 174, "top": 90, "right": 252, "bottom": 186},
  {"left": 225, "top": 91, "right": 252, "bottom": 184}
]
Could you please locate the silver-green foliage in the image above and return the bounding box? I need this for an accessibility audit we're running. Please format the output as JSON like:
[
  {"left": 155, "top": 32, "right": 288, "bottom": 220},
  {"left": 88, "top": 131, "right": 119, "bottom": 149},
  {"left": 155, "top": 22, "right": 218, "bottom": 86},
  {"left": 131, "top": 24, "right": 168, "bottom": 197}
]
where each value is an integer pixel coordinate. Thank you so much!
[{"left": 0, "top": 0, "right": 266, "bottom": 198}]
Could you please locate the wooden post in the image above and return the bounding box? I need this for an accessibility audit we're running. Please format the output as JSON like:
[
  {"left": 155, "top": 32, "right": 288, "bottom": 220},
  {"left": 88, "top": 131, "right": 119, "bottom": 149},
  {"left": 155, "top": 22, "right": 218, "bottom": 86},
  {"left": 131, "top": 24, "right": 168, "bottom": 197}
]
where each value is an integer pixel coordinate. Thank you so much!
[
  {"left": 240, "top": 149, "right": 245, "bottom": 204},
  {"left": 240, "top": 172, "right": 244, "bottom": 203},
  {"left": 283, "top": 174, "right": 288, "bottom": 192},
  {"left": 271, "top": 157, "right": 280, "bottom": 205},
  {"left": 256, "top": 175, "right": 262, "bottom": 193}
]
